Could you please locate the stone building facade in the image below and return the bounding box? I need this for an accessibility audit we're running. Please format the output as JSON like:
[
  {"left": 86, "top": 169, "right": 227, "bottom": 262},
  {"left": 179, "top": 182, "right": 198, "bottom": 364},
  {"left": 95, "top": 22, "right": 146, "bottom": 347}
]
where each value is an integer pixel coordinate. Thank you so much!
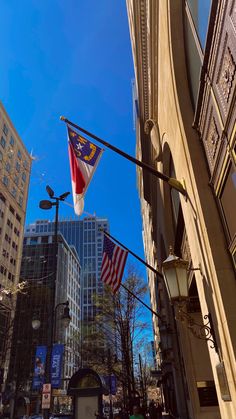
[
  {"left": 0, "top": 102, "right": 31, "bottom": 388},
  {"left": 127, "top": 1, "right": 236, "bottom": 418}
]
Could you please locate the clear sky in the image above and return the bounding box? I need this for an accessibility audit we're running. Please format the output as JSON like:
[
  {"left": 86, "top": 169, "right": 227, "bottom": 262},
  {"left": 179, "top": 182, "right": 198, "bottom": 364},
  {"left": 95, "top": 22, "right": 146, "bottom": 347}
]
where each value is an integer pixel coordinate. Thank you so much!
[{"left": 0, "top": 1, "right": 152, "bottom": 303}]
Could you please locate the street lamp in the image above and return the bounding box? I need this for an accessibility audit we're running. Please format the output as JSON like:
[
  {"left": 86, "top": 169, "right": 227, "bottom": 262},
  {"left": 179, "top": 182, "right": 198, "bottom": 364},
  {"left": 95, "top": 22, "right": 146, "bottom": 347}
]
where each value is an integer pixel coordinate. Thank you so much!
[
  {"left": 31, "top": 318, "right": 41, "bottom": 331},
  {"left": 161, "top": 248, "right": 218, "bottom": 418},
  {"left": 162, "top": 247, "right": 189, "bottom": 301},
  {"left": 39, "top": 186, "right": 70, "bottom": 419},
  {"left": 162, "top": 248, "right": 218, "bottom": 351},
  {"left": 53, "top": 301, "right": 71, "bottom": 342},
  {"left": 61, "top": 302, "right": 71, "bottom": 329}
]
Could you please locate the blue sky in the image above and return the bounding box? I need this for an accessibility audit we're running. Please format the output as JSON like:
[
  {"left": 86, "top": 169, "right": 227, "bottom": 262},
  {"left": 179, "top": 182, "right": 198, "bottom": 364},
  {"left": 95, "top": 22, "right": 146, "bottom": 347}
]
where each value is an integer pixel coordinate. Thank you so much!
[{"left": 0, "top": 1, "right": 152, "bottom": 306}]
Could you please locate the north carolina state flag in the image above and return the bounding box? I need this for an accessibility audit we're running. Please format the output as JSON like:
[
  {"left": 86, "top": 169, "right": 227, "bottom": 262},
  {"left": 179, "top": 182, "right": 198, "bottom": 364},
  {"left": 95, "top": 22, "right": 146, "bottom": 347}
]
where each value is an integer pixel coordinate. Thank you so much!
[{"left": 68, "top": 126, "right": 103, "bottom": 216}]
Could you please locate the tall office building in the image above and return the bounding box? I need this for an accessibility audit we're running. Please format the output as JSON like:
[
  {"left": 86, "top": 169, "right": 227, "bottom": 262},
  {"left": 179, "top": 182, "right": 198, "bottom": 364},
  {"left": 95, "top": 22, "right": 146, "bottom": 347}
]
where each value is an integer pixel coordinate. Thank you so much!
[
  {"left": 0, "top": 102, "right": 31, "bottom": 387},
  {"left": 25, "top": 217, "right": 109, "bottom": 345},
  {"left": 7, "top": 232, "right": 80, "bottom": 414}
]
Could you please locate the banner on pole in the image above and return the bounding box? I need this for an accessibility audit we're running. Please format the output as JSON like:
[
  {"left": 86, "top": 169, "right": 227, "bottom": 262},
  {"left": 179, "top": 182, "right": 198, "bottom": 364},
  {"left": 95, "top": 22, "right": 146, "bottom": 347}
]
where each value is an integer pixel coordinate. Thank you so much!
[
  {"left": 32, "top": 346, "right": 47, "bottom": 390},
  {"left": 51, "top": 344, "right": 64, "bottom": 388},
  {"left": 103, "top": 375, "right": 117, "bottom": 395}
]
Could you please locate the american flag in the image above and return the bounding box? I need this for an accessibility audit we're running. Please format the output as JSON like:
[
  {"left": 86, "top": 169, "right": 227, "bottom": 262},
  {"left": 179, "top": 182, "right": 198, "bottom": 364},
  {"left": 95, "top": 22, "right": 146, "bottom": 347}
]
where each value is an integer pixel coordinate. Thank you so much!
[{"left": 101, "top": 235, "right": 128, "bottom": 293}]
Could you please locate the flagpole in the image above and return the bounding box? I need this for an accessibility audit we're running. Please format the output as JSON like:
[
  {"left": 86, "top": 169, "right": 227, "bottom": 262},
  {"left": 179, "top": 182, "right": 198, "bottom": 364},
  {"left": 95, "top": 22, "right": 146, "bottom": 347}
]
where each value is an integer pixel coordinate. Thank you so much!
[
  {"left": 60, "top": 116, "right": 186, "bottom": 196},
  {"left": 101, "top": 230, "right": 163, "bottom": 280},
  {"left": 120, "top": 283, "right": 162, "bottom": 320},
  {"left": 101, "top": 230, "right": 162, "bottom": 319}
]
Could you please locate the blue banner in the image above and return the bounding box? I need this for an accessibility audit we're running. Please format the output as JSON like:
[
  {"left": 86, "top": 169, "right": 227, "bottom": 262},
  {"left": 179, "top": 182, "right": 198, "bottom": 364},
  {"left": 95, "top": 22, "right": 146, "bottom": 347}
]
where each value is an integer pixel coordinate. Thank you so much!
[
  {"left": 51, "top": 344, "right": 64, "bottom": 388},
  {"left": 32, "top": 346, "right": 47, "bottom": 390},
  {"left": 103, "top": 375, "right": 117, "bottom": 395}
]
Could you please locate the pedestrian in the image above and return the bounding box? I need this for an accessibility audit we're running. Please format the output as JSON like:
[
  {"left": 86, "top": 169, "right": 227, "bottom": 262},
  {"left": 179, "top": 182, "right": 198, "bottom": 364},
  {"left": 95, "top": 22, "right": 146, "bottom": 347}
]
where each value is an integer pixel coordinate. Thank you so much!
[
  {"left": 156, "top": 403, "right": 163, "bottom": 419},
  {"left": 129, "top": 405, "right": 144, "bottom": 419},
  {"left": 119, "top": 409, "right": 129, "bottom": 419},
  {"left": 148, "top": 400, "right": 156, "bottom": 419}
]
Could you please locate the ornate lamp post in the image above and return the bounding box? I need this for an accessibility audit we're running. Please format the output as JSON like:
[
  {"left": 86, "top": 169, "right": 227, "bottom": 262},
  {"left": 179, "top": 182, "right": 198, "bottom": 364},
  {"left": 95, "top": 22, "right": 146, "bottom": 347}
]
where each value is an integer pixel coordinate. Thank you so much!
[
  {"left": 162, "top": 248, "right": 218, "bottom": 351},
  {"left": 162, "top": 247, "right": 189, "bottom": 302}
]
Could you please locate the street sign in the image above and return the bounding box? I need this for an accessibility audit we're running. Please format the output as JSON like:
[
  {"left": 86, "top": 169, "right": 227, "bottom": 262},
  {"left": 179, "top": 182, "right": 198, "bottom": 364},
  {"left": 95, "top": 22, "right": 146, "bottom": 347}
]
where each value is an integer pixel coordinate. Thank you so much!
[
  {"left": 43, "top": 383, "right": 51, "bottom": 394},
  {"left": 52, "top": 389, "right": 67, "bottom": 396},
  {"left": 42, "top": 393, "right": 51, "bottom": 409}
]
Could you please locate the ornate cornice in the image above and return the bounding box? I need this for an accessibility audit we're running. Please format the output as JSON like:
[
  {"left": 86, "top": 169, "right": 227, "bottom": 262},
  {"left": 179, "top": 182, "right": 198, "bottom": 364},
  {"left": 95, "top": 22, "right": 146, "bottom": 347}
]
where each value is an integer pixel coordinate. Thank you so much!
[{"left": 127, "top": 0, "right": 150, "bottom": 123}]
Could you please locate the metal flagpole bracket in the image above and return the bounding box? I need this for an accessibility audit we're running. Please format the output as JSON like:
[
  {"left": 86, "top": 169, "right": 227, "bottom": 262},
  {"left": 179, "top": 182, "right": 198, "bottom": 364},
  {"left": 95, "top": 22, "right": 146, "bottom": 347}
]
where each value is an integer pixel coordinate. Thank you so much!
[
  {"left": 60, "top": 116, "right": 187, "bottom": 197},
  {"left": 168, "top": 177, "right": 187, "bottom": 198}
]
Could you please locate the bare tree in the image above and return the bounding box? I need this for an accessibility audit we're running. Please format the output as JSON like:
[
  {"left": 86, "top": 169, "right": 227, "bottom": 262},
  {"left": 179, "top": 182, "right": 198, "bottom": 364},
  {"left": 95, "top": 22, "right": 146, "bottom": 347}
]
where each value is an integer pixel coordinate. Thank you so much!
[{"left": 81, "top": 265, "right": 150, "bottom": 411}]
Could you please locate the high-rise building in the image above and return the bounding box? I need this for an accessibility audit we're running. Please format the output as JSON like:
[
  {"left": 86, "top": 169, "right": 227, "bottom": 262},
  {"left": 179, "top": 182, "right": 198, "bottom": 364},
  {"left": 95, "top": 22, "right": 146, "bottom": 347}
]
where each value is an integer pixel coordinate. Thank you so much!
[
  {"left": 127, "top": 0, "right": 236, "bottom": 418},
  {"left": 25, "top": 217, "right": 109, "bottom": 353},
  {"left": 0, "top": 101, "right": 31, "bottom": 387},
  {"left": 7, "top": 231, "right": 80, "bottom": 414}
]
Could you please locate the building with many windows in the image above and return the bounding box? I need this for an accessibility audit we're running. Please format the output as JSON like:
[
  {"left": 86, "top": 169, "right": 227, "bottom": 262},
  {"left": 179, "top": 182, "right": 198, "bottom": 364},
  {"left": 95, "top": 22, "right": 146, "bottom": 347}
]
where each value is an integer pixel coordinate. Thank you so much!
[
  {"left": 0, "top": 101, "right": 31, "bottom": 390},
  {"left": 7, "top": 232, "right": 80, "bottom": 414},
  {"left": 25, "top": 216, "right": 109, "bottom": 361},
  {"left": 127, "top": 0, "right": 236, "bottom": 418}
]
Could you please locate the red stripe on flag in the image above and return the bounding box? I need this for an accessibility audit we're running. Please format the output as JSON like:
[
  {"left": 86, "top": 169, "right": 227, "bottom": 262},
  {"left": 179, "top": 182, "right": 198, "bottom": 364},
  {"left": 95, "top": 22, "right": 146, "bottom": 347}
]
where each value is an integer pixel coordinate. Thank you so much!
[
  {"left": 68, "top": 142, "right": 86, "bottom": 194},
  {"left": 101, "top": 240, "right": 128, "bottom": 293}
]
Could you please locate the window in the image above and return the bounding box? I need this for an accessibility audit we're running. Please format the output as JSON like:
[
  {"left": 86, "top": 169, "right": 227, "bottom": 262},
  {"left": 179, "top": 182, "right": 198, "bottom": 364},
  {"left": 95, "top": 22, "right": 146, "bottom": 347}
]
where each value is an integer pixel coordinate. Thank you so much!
[
  {"left": 3, "top": 124, "right": 8, "bottom": 136},
  {"left": 16, "top": 213, "right": 21, "bottom": 223},
  {"left": 0, "top": 151, "right": 3, "bottom": 161},
  {"left": 19, "top": 196, "right": 23, "bottom": 207},
  {"left": 5, "top": 234, "right": 11, "bottom": 244},
  {"left": 2, "top": 176, "right": 9, "bottom": 187},
  {"left": 8, "top": 149, "right": 13, "bottom": 159},
  {"left": 5, "top": 162, "right": 11, "bottom": 172},
  {"left": 184, "top": 0, "right": 212, "bottom": 108},
  {"left": 10, "top": 136, "right": 15, "bottom": 146},
  {"left": 14, "top": 227, "right": 19, "bottom": 236},
  {"left": 11, "top": 188, "right": 17, "bottom": 198},
  {"left": 17, "top": 149, "right": 22, "bottom": 160},
  {"left": 7, "top": 219, "right": 13, "bottom": 229},
  {"left": 0, "top": 265, "right": 7, "bottom": 276},
  {"left": 2, "top": 249, "right": 9, "bottom": 259},
  {"left": 186, "top": 0, "right": 212, "bottom": 49},
  {"left": 23, "top": 160, "right": 28, "bottom": 169},
  {"left": 0, "top": 193, "right": 6, "bottom": 203},
  {"left": 1, "top": 137, "right": 6, "bottom": 148},
  {"left": 16, "top": 162, "right": 20, "bottom": 172},
  {"left": 219, "top": 163, "right": 236, "bottom": 242},
  {"left": 9, "top": 206, "right": 15, "bottom": 215},
  {"left": 14, "top": 176, "right": 19, "bottom": 186}
]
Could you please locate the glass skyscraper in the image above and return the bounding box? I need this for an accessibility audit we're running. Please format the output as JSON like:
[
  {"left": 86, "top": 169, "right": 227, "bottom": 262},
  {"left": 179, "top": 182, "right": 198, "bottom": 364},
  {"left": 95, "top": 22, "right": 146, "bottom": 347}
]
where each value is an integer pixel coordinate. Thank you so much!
[{"left": 25, "top": 216, "right": 109, "bottom": 328}]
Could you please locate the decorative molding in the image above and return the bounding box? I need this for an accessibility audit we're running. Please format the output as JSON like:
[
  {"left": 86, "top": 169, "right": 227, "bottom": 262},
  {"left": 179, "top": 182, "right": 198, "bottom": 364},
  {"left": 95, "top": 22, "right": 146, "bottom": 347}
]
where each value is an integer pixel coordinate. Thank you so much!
[
  {"left": 219, "top": 47, "right": 236, "bottom": 103},
  {"left": 206, "top": 117, "right": 220, "bottom": 165},
  {"left": 139, "top": 0, "right": 149, "bottom": 120}
]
